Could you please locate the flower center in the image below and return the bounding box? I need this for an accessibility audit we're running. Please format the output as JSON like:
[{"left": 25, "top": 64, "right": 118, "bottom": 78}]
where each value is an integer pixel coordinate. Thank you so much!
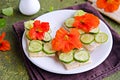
[
  {"left": 107, "top": 0, "right": 114, "bottom": 3},
  {"left": 80, "top": 20, "right": 85, "bottom": 24},
  {"left": 0, "top": 43, "right": 2, "bottom": 47},
  {"left": 64, "top": 35, "right": 69, "bottom": 40},
  {"left": 36, "top": 29, "right": 42, "bottom": 33}
]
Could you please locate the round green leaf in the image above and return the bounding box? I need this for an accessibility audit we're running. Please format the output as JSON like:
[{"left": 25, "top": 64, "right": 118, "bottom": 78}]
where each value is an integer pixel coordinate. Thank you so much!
[
  {"left": 2, "top": 7, "right": 13, "bottom": 16},
  {"left": 0, "top": 18, "right": 6, "bottom": 28}
]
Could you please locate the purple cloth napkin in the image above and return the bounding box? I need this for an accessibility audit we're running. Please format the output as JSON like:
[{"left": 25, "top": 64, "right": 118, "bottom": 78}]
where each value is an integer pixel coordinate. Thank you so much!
[{"left": 13, "top": 2, "right": 120, "bottom": 80}]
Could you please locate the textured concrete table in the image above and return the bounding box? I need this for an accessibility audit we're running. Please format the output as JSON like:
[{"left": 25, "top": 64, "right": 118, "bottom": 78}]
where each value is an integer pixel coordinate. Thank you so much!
[{"left": 0, "top": 0, "right": 120, "bottom": 80}]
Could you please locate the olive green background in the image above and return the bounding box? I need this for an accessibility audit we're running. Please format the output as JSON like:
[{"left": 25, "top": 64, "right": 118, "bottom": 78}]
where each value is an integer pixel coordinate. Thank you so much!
[{"left": 0, "top": 0, "right": 120, "bottom": 80}]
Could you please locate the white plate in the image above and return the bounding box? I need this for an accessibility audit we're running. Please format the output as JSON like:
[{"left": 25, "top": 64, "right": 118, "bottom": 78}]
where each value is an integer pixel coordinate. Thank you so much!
[{"left": 22, "top": 10, "right": 113, "bottom": 74}]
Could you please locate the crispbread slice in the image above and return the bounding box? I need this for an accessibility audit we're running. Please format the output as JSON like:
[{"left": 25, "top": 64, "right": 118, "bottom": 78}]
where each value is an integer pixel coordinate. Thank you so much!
[
  {"left": 25, "top": 35, "right": 55, "bottom": 57},
  {"left": 83, "top": 42, "right": 100, "bottom": 52},
  {"left": 63, "top": 61, "right": 81, "bottom": 70},
  {"left": 63, "top": 59, "right": 92, "bottom": 70},
  {"left": 56, "top": 51, "right": 92, "bottom": 70},
  {"left": 28, "top": 51, "right": 55, "bottom": 57},
  {"left": 63, "top": 58, "right": 92, "bottom": 70},
  {"left": 88, "top": 0, "right": 120, "bottom": 24}
]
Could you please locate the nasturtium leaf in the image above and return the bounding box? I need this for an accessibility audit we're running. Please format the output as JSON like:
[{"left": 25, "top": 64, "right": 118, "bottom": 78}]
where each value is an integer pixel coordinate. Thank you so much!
[
  {"left": 0, "top": 18, "right": 6, "bottom": 28},
  {"left": 2, "top": 7, "right": 13, "bottom": 16},
  {"left": 49, "top": 6, "right": 54, "bottom": 12}
]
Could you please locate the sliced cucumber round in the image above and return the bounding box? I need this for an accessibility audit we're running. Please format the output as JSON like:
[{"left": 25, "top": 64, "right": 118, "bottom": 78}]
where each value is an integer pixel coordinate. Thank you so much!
[
  {"left": 28, "top": 40, "right": 42, "bottom": 53},
  {"left": 95, "top": 32, "right": 108, "bottom": 43},
  {"left": 24, "top": 20, "right": 34, "bottom": 29},
  {"left": 64, "top": 18, "right": 74, "bottom": 28},
  {"left": 80, "top": 34, "right": 94, "bottom": 44},
  {"left": 59, "top": 50, "right": 74, "bottom": 63},
  {"left": 78, "top": 29, "right": 85, "bottom": 34},
  {"left": 43, "top": 42, "right": 56, "bottom": 54},
  {"left": 74, "top": 10, "right": 86, "bottom": 17},
  {"left": 43, "top": 32, "right": 52, "bottom": 42},
  {"left": 26, "top": 30, "right": 31, "bottom": 40},
  {"left": 90, "top": 27, "right": 100, "bottom": 34},
  {"left": 74, "top": 50, "right": 90, "bottom": 62}
]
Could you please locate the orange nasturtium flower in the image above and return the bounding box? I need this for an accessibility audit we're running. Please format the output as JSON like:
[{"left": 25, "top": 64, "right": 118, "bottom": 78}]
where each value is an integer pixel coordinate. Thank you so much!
[
  {"left": 0, "top": 32, "right": 11, "bottom": 51},
  {"left": 52, "top": 28, "right": 82, "bottom": 53},
  {"left": 96, "top": 0, "right": 120, "bottom": 12},
  {"left": 73, "top": 13, "right": 100, "bottom": 32},
  {"left": 28, "top": 20, "right": 50, "bottom": 40}
]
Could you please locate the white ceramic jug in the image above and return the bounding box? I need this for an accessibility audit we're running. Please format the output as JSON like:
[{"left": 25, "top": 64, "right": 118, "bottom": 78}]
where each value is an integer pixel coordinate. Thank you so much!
[{"left": 19, "top": 0, "right": 40, "bottom": 15}]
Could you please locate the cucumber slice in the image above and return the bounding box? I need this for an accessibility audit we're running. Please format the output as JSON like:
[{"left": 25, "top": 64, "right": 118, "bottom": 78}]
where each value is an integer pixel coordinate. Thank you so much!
[
  {"left": 64, "top": 18, "right": 74, "bottom": 28},
  {"left": 74, "top": 50, "right": 90, "bottom": 62},
  {"left": 74, "top": 10, "right": 86, "bottom": 17},
  {"left": 43, "top": 32, "right": 52, "bottom": 42},
  {"left": 24, "top": 20, "right": 34, "bottom": 29},
  {"left": 59, "top": 50, "right": 74, "bottom": 63},
  {"left": 90, "top": 27, "right": 100, "bottom": 34},
  {"left": 28, "top": 40, "right": 42, "bottom": 53},
  {"left": 95, "top": 32, "right": 108, "bottom": 43},
  {"left": 43, "top": 42, "right": 56, "bottom": 54},
  {"left": 78, "top": 29, "right": 85, "bottom": 34},
  {"left": 26, "top": 31, "right": 31, "bottom": 40},
  {"left": 80, "top": 34, "right": 94, "bottom": 44}
]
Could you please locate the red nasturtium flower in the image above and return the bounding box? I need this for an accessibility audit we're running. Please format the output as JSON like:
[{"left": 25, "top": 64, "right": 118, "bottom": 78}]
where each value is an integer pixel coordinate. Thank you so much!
[
  {"left": 72, "top": 13, "right": 100, "bottom": 32},
  {"left": 52, "top": 27, "right": 82, "bottom": 53},
  {"left": 0, "top": 32, "right": 11, "bottom": 51},
  {"left": 96, "top": 0, "right": 120, "bottom": 12},
  {"left": 28, "top": 20, "right": 50, "bottom": 40}
]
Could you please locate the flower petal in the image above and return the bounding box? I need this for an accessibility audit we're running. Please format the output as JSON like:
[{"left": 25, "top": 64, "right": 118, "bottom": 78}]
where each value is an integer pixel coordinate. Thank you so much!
[
  {"left": 0, "top": 40, "right": 10, "bottom": 51},
  {"left": 52, "top": 28, "right": 82, "bottom": 53},
  {"left": 104, "top": 2, "right": 120, "bottom": 12},
  {"left": 73, "top": 13, "right": 99, "bottom": 32},
  {"left": 33, "top": 20, "right": 41, "bottom": 27},
  {"left": 96, "top": 0, "right": 106, "bottom": 9},
  {"left": 96, "top": 0, "right": 120, "bottom": 12},
  {"left": 36, "top": 32, "right": 45, "bottom": 40},
  {"left": 40, "top": 22, "right": 50, "bottom": 32},
  {"left": 28, "top": 28, "right": 37, "bottom": 40},
  {"left": 0, "top": 32, "right": 6, "bottom": 42}
]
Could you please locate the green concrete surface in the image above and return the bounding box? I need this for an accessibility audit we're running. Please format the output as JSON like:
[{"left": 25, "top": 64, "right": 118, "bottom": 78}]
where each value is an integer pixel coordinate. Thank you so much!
[{"left": 0, "top": 0, "right": 120, "bottom": 80}]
